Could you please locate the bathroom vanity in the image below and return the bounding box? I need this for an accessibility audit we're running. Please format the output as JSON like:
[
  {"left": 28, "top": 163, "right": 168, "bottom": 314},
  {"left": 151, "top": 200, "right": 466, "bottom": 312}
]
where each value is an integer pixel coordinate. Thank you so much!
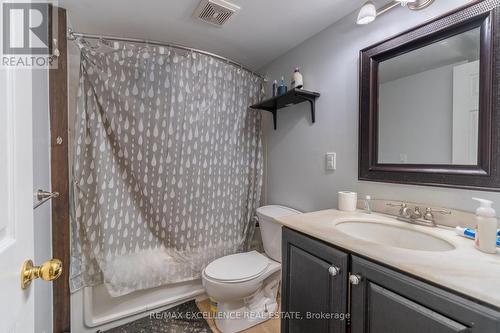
[{"left": 278, "top": 210, "right": 500, "bottom": 333}]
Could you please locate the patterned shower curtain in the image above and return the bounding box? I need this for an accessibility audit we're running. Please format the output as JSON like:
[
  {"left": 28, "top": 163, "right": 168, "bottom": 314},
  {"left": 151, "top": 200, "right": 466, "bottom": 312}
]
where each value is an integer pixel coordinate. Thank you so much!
[{"left": 70, "top": 40, "right": 264, "bottom": 297}]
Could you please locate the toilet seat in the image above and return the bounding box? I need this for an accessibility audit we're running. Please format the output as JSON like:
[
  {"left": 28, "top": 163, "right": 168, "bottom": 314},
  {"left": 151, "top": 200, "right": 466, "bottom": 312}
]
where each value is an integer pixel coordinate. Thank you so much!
[
  {"left": 204, "top": 251, "right": 269, "bottom": 283},
  {"left": 202, "top": 206, "right": 300, "bottom": 333}
]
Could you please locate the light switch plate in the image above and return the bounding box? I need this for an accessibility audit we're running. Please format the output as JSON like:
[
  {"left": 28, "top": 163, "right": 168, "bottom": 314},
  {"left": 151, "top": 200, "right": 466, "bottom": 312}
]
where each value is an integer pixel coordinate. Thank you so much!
[{"left": 326, "top": 152, "right": 336, "bottom": 171}]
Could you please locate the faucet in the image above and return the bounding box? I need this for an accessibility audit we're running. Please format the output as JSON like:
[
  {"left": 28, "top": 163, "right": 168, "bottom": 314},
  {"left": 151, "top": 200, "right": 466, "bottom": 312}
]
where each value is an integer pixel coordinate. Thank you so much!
[
  {"left": 386, "top": 202, "right": 450, "bottom": 227},
  {"left": 400, "top": 204, "right": 422, "bottom": 220}
]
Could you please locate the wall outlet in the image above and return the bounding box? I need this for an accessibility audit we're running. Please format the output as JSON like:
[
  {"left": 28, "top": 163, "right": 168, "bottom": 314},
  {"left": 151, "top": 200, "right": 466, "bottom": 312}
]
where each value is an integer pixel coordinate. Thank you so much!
[{"left": 326, "top": 152, "right": 336, "bottom": 171}]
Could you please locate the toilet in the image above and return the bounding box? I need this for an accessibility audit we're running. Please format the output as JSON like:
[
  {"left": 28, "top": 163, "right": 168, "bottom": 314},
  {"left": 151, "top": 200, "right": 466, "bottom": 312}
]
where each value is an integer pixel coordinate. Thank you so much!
[{"left": 202, "top": 205, "right": 301, "bottom": 333}]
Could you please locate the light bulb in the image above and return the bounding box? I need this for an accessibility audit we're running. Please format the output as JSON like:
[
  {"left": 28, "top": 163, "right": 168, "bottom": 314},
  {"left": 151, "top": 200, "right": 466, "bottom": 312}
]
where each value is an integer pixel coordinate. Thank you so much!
[
  {"left": 357, "top": 1, "right": 377, "bottom": 25},
  {"left": 396, "top": 0, "right": 417, "bottom": 6}
]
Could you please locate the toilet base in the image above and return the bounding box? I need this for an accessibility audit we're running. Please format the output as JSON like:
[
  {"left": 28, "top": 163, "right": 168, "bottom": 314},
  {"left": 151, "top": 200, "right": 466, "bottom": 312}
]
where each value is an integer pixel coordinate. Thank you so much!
[{"left": 214, "top": 274, "right": 280, "bottom": 333}]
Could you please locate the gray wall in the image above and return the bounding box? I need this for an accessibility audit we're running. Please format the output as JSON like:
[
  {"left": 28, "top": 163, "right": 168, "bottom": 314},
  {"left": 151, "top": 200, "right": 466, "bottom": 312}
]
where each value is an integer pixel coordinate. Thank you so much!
[
  {"left": 378, "top": 63, "right": 456, "bottom": 164},
  {"left": 260, "top": 0, "right": 500, "bottom": 217}
]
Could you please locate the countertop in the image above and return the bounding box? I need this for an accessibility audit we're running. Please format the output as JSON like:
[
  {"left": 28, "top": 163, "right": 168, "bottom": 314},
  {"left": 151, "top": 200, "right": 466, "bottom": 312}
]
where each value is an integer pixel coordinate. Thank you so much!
[{"left": 276, "top": 209, "right": 500, "bottom": 309}]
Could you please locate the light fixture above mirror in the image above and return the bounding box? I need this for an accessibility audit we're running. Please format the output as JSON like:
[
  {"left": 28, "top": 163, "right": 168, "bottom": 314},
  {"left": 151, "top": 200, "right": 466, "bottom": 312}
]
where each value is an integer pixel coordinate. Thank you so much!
[{"left": 357, "top": 0, "right": 435, "bottom": 25}]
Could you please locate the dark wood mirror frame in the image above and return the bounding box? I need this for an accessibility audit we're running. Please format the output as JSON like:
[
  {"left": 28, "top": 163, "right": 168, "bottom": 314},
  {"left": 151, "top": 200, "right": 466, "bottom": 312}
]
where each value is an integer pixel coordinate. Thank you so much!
[{"left": 359, "top": 0, "right": 500, "bottom": 191}]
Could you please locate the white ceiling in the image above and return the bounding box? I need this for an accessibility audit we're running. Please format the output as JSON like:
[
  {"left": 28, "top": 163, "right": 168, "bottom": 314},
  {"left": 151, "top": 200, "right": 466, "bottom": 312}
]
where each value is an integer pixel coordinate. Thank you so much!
[
  {"left": 379, "top": 27, "right": 481, "bottom": 83},
  {"left": 60, "top": 0, "right": 366, "bottom": 70}
]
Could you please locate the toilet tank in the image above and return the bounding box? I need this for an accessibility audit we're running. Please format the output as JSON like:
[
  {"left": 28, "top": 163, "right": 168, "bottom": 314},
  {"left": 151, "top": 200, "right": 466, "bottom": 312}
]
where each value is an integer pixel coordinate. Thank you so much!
[{"left": 256, "top": 205, "right": 301, "bottom": 262}]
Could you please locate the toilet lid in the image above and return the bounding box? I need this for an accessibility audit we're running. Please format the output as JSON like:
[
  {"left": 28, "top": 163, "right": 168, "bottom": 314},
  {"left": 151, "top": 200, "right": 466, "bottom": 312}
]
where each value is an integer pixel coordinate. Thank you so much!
[{"left": 204, "top": 251, "right": 269, "bottom": 282}]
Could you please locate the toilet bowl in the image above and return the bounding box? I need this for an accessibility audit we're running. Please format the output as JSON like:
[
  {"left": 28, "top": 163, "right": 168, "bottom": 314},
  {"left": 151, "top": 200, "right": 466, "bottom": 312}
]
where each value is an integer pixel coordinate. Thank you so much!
[{"left": 202, "top": 205, "right": 301, "bottom": 333}]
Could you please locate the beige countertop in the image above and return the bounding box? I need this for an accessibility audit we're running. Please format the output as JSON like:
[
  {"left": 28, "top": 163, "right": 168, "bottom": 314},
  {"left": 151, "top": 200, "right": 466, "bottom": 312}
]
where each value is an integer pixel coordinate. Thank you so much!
[{"left": 276, "top": 209, "right": 500, "bottom": 309}]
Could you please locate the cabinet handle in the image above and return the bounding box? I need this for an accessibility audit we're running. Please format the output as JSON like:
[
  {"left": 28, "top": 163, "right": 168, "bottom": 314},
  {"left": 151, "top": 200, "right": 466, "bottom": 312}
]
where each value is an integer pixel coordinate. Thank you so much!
[
  {"left": 328, "top": 266, "right": 341, "bottom": 277},
  {"left": 349, "top": 274, "right": 362, "bottom": 285}
]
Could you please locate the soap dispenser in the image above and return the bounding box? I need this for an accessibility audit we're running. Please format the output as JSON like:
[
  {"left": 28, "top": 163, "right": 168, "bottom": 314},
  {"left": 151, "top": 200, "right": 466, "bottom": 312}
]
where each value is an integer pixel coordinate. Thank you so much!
[{"left": 472, "top": 197, "right": 498, "bottom": 254}]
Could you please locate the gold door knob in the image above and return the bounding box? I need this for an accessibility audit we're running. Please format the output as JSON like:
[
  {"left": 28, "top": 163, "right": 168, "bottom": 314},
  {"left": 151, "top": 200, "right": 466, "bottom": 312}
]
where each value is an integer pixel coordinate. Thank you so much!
[{"left": 21, "top": 259, "right": 63, "bottom": 289}]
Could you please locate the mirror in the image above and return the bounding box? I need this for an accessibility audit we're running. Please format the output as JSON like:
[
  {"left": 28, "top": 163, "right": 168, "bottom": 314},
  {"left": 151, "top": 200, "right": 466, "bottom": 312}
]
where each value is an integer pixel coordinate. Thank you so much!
[
  {"left": 359, "top": 1, "right": 500, "bottom": 191},
  {"left": 378, "top": 27, "right": 480, "bottom": 165}
]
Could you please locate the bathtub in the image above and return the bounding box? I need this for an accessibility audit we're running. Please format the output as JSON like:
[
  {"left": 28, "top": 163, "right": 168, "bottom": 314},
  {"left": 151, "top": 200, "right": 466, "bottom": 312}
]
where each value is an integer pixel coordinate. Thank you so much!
[
  {"left": 71, "top": 280, "right": 206, "bottom": 332},
  {"left": 70, "top": 228, "right": 264, "bottom": 332}
]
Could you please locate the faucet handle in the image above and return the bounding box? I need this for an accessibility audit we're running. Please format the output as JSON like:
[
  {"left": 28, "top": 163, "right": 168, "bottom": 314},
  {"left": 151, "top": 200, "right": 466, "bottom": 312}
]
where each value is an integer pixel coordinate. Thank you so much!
[
  {"left": 427, "top": 207, "right": 451, "bottom": 215},
  {"left": 423, "top": 207, "right": 451, "bottom": 226},
  {"left": 386, "top": 202, "right": 406, "bottom": 208},
  {"left": 423, "top": 207, "right": 451, "bottom": 219},
  {"left": 423, "top": 208, "right": 433, "bottom": 221},
  {"left": 386, "top": 202, "right": 411, "bottom": 218},
  {"left": 412, "top": 206, "right": 422, "bottom": 219}
]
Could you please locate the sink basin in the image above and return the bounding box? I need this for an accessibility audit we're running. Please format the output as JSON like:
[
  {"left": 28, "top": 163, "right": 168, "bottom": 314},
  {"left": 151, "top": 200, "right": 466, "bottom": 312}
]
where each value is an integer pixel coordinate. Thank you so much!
[{"left": 335, "top": 221, "right": 455, "bottom": 252}]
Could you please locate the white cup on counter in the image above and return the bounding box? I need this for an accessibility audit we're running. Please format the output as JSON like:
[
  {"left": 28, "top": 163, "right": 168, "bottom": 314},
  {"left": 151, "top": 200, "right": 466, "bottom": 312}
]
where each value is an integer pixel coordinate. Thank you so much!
[{"left": 338, "top": 191, "right": 357, "bottom": 211}]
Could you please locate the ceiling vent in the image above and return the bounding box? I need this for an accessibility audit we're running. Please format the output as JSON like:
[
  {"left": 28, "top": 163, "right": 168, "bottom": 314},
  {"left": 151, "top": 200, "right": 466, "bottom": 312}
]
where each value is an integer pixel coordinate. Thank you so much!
[{"left": 193, "top": 0, "right": 240, "bottom": 27}]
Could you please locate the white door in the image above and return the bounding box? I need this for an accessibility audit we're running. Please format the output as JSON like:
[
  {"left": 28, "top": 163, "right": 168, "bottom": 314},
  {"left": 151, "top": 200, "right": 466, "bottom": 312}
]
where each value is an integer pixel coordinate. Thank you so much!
[
  {"left": 0, "top": 67, "right": 37, "bottom": 332},
  {"left": 0, "top": 3, "right": 57, "bottom": 332},
  {"left": 452, "top": 60, "right": 480, "bottom": 165},
  {"left": 0, "top": 67, "right": 56, "bottom": 333}
]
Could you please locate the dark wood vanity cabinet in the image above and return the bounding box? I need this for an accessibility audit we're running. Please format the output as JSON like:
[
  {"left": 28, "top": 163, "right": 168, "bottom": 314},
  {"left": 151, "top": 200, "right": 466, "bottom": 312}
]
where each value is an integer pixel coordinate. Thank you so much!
[
  {"left": 281, "top": 227, "right": 348, "bottom": 333},
  {"left": 281, "top": 227, "right": 500, "bottom": 333},
  {"left": 350, "top": 256, "right": 500, "bottom": 333}
]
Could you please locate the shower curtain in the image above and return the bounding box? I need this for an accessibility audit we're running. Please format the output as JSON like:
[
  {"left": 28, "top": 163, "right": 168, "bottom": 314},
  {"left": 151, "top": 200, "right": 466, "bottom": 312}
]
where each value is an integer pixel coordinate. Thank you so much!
[{"left": 70, "top": 39, "right": 264, "bottom": 297}]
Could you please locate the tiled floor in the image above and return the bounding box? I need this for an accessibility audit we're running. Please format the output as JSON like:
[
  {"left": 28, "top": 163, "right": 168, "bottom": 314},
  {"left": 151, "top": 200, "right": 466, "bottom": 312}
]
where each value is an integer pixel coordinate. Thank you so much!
[{"left": 196, "top": 299, "right": 280, "bottom": 333}]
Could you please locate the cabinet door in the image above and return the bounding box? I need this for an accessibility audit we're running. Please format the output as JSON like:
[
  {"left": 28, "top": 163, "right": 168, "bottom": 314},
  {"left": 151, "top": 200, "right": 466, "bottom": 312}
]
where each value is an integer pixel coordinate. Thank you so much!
[
  {"left": 350, "top": 256, "right": 500, "bottom": 333},
  {"left": 281, "top": 228, "right": 349, "bottom": 333}
]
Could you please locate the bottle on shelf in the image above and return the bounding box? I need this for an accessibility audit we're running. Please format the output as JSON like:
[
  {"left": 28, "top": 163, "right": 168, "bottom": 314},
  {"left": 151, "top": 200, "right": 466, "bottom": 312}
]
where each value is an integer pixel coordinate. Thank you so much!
[
  {"left": 291, "top": 67, "right": 303, "bottom": 89},
  {"left": 277, "top": 77, "right": 287, "bottom": 96}
]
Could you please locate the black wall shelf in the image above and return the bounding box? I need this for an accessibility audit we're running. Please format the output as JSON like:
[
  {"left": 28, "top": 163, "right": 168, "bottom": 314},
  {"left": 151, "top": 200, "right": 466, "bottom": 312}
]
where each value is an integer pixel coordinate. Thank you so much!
[{"left": 250, "top": 88, "right": 320, "bottom": 130}]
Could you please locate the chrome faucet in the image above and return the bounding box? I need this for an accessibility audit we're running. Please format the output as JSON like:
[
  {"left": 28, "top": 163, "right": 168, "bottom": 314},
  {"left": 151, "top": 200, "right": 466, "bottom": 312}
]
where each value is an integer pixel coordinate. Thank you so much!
[
  {"left": 386, "top": 202, "right": 450, "bottom": 227},
  {"left": 396, "top": 203, "right": 422, "bottom": 219}
]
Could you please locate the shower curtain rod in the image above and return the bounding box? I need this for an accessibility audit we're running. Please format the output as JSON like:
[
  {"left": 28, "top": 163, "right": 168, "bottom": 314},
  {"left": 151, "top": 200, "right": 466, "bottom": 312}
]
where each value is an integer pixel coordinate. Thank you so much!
[{"left": 67, "top": 29, "right": 267, "bottom": 81}]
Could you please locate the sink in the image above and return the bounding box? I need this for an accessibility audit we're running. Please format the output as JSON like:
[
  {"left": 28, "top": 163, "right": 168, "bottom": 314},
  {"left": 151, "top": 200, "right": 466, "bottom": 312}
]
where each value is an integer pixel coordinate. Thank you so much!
[{"left": 335, "top": 221, "right": 455, "bottom": 252}]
